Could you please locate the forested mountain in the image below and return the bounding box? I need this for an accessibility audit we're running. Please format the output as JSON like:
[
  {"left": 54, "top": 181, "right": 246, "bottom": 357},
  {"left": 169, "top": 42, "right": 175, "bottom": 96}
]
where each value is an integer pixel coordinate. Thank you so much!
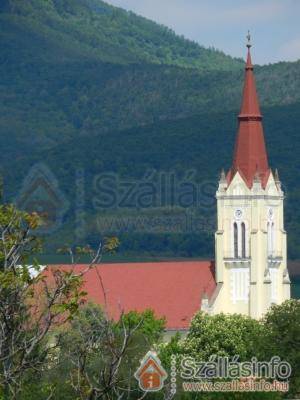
[
  {"left": 0, "top": 0, "right": 240, "bottom": 68},
  {"left": 0, "top": 0, "right": 299, "bottom": 259}
]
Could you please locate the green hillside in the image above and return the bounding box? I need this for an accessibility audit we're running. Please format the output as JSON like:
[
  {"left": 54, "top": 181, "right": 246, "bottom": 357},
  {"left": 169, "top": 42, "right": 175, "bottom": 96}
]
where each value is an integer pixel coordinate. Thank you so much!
[
  {"left": 0, "top": 0, "right": 300, "bottom": 259},
  {"left": 3, "top": 101, "right": 300, "bottom": 259},
  {"left": 0, "top": 0, "right": 241, "bottom": 68}
]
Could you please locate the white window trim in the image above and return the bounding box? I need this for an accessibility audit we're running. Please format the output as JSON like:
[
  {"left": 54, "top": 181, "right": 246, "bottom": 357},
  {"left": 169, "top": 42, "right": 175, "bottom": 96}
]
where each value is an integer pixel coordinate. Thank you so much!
[
  {"left": 231, "top": 219, "right": 249, "bottom": 258},
  {"left": 230, "top": 268, "right": 250, "bottom": 303},
  {"left": 267, "top": 221, "right": 276, "bottom": 256}
]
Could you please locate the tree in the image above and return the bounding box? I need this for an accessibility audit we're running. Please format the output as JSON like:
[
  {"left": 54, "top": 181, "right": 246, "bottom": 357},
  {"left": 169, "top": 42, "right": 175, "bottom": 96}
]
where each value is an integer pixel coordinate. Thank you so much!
[
  {"left": 36, "top": 304, "right": 166, "bottom": 400},
  {"left": 183, "top": 312, "right": 264, "bottom": 361},
  {"left": 0, "top": 204, "right": 103, "bottom": 399},
  {"left": 161, "top": 312, "right": 281, "bottom": 400},
  {"left": 262, "top": 299, "right": 300, "bottom": 397}
]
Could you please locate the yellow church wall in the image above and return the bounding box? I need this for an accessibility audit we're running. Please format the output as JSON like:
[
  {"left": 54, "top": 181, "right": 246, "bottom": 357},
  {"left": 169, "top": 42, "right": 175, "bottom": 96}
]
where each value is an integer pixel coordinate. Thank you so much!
[{"left": 204, "top": 171, "right": 291, "bottom": 319}]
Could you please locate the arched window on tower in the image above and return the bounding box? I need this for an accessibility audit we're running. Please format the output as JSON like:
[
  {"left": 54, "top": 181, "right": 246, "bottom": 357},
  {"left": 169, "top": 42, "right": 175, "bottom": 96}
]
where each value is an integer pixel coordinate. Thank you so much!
[
  {"left": 234, "top": 222, "right": 238, "bottom": 258},
  {"left": 241, "top": 222, "right": 246, "bottom": 258},
  {"left": 267, "top": 222, "right": 275, "bottom": 257},
  {"left": 267, "top": 222, "right": 271, "bottom": 256},
  {"left": 271, "top": 222, "right": 275, "bottom": 256}
]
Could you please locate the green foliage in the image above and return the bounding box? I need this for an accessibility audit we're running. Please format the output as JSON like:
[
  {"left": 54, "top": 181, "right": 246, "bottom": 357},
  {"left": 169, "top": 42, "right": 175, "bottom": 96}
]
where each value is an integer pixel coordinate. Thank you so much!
[
  {"left": 159, "top": 332, "right": 183, "bottom": 368},
  {"left": 261, "top": 300, "right": 300, "bottom": 396},
  {"left": 103, "top": 236, "right": 120, "bottom": 253},
  {"left": 4, "top": 298, "right": 300, "bottom": 399},
  {"left": 18, "top": 303, "right": 166, "bottom": 399},
  {"left": 122, "top": 309, "right": 165, "bottom": 343},
  {"left": 183, "top": 312, "right": 264, "bottom": 361},
  {"left": 0, "top": 0, "right": 240, "bottom": 69},
  {"left": 0, "top": 205, "right": 42, "bottom": 268},
  {"left": 159, "top": 309, "right": 299, "bottom": 400},
  {"left": 0, "top": 203, "right": 87, "bottom": 398}
]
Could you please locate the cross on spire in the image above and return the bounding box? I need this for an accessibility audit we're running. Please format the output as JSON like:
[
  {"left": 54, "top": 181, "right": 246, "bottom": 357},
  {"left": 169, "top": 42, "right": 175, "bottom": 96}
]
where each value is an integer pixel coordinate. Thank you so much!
[{"left": 246, "top": 30, "right": 252, "bottom": 48}]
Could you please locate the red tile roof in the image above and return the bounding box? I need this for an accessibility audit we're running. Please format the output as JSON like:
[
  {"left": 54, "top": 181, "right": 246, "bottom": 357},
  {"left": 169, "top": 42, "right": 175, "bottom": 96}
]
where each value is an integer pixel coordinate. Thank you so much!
[{"left": 48, "top": 261, "right": 216, "bottom": 330}]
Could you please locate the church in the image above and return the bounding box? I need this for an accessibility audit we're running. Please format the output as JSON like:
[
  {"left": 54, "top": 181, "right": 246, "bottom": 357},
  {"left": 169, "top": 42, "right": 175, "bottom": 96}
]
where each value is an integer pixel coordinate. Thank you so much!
[
  {"left": 51, "top": 41, "right": 291, "bottom": 333},
  {"left": 202, "top": 41, "right": 291, "bottom": 318}
]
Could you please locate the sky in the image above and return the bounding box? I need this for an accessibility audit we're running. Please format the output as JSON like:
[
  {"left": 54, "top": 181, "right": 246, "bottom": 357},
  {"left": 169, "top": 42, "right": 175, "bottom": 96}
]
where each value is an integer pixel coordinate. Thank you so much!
[{"left": 106, "top": 0, "right": 300, "bottom": 65}]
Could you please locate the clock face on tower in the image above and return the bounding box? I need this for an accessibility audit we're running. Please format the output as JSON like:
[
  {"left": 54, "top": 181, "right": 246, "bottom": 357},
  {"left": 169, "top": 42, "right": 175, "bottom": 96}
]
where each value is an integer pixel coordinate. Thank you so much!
[{"left": 234, "top": 208, "right": 243, "bottom": 220}]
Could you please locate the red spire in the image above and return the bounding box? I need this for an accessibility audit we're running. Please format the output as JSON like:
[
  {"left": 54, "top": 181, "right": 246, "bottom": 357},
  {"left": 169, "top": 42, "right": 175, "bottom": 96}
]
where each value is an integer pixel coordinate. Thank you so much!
[{"left": 227, "top": 36, "right": 270, "bottom": 188}]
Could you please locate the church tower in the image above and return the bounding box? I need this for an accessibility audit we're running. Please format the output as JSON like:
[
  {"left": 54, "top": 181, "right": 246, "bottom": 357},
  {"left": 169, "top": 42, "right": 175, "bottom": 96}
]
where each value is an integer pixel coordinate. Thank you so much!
[{"left": 205, "top": 37, "right": 291, "bottom": 318}]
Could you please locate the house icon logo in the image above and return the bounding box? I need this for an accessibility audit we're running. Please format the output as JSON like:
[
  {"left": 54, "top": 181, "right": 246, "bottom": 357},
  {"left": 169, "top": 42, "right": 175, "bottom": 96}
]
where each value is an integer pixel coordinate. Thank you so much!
[
  {"left": 16, "top": 163, "right": 69, "bottom": 234},
  {"left": 134, "top": 351, "right": 168, "bottom": 392}
]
